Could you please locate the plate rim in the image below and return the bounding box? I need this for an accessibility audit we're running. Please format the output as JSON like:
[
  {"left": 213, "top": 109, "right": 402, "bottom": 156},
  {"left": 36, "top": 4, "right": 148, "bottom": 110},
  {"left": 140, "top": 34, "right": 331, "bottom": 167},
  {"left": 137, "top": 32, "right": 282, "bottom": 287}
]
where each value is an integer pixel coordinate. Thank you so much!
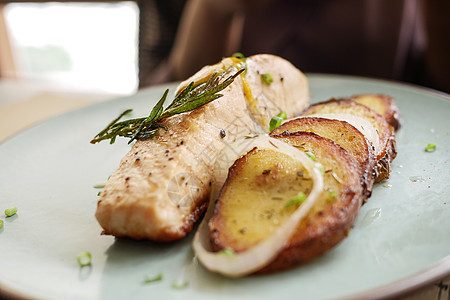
[
  {"left": 306, "top": 72, "right": 450, "bottom": 101},
  {"left": 347, "top": 256, "right": 450, "bottom": 300},
  {"left": 1, "top": 74, "right": 449, "bottom": 300}
]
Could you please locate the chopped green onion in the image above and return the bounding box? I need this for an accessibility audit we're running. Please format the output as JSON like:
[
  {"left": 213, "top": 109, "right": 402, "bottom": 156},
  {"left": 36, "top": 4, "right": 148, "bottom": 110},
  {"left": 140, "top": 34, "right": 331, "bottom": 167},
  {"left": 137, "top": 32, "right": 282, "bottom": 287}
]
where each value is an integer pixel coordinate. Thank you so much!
[
  {"left": 284, "top": 192, "right": 307, "bottom": 208},
  {"left": 277, "top": 111, "right": 287, "bottom": 120},
  {"left": 218, "top": 247, "right": 235, "bottom": 256},
  {"left": 315, "top": 162, "right": 325, "bottom": 175},
  {"left": 305, "top": 151, "right": 315, "bottom": 161},
  {"left": 172, "top": 281, "right": 189, "bottom": 289},
  {"left": 77, "top": 251, "right": 92, "bottom": 267},
  {"left": 269, "top": 116, "right": 283, "bottom": 131},
  {"left": 143, "top": 272, "right": 163, "bottom": 284},
  {"left": 425, "top": 143, "right": 436, "bottom": 152},
  {"left": 261, "top": 73, "right": 274, "bottom": 85},
  {"left": 0, "top": 219, "right": 3, "bottom": 229},
  {"left": 328, "top": 190, "right": 337, "bottom": 203},
  {"left": 232, "top": 52, "right": 246, "bottom": 60},
  {"left": 5, "top": 206, "right": 17, "bottom": 217},
  {"left": 93, "top": 182, "right": 106, "bottom": 189}
]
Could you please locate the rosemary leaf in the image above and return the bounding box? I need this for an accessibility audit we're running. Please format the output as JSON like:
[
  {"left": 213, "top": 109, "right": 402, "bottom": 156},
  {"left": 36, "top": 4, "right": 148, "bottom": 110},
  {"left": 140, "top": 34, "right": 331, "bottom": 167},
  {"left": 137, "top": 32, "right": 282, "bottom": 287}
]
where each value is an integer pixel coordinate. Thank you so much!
[
  {"left": 90, "top": 68, "right": 244, "bottom": 144},
  {"left": 162, "top": 94, "right": 222, "bottom": 117},
  {"left": 166, "top": 82, "right": 194, "bottom": 110},
  {"left": 128, "top": 89, "right": 168, "bottom": 144},
  {"left": 90, "top": 109, "right": 133, "bottom": 144}
]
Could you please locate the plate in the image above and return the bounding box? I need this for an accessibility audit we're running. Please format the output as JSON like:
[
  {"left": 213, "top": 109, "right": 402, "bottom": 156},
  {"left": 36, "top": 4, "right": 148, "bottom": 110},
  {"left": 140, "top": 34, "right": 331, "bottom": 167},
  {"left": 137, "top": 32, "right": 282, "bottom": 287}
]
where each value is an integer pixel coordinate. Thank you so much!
[{"left": 0, "top": 74, "right": 449, "bottom": 300}]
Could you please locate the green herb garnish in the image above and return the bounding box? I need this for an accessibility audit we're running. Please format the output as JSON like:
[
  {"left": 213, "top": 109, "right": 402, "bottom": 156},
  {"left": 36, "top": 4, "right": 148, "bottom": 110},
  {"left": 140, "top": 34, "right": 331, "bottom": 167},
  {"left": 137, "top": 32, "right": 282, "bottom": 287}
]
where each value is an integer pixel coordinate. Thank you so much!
[
  {"left": 261, "top": 73, "right": 274, "bottom": 85},
  {"left": 172, "top": 281, "right": 189, "bottom": 289},
  {"left": 93, "top": 182, "right": 106, "bottom": 189},
  {"left": 5, "top": 206, "right": 17, "bottom": 217},
  {"left": 425, "top": 143, "right": 437, "bottom": 152},
  {"left": 284, "top": 192, "right": 307, "bottom": 208},
  {"left": 218, "top": 247, "right": 235, "bottom": 256},
  {"left": 277, "top": 111, "right": 287, "bottom": 120},
  {"left": 91, "top": 69, "right": 244, "bottom": 145},
  {"left": 315, "top": 162, "right": 325, "bottom": 174},
  {"left": 305, "top": 151, "right": 315, "bottom": 161},
  {"left": 143, "top": 273, "right": 163, "bottom": 284},
  {"left": 269, "top": 116, "right": 283, "bottom": 132},
  {"left": 232, "top": 52, "right": 246, "bottom": 60},
  {"left": 77, "top": 251, "right": 92, "bottom": 267},
  {"left": 328, "top": 190, "right": 337, "bottom": 203}
]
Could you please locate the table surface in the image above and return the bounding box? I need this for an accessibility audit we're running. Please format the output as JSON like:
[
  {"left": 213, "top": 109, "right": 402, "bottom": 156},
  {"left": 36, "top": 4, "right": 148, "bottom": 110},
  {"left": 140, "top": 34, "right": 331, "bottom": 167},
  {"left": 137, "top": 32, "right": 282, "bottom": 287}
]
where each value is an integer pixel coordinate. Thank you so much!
[{"left": 0, "top": 79, "right": 448, "bottom": 300}]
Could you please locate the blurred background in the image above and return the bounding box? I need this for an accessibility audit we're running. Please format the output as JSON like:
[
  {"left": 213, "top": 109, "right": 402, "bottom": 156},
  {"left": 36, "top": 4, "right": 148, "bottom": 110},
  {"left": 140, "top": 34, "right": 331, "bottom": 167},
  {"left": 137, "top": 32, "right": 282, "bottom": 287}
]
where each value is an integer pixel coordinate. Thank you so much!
[
  {"left": 0, "top": 1, "right": 139, "bottom": 96},
  {"left": 0, "top": 0, "right": 448, "bottom": 142},
  {"left": 1, "top": 0, "right": 449, "bottom": 97}
]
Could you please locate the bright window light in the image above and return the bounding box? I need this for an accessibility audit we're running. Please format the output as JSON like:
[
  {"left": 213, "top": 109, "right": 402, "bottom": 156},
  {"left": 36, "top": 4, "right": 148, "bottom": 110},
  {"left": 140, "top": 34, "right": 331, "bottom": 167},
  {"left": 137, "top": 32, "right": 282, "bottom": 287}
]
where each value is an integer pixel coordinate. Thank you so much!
[{"left": 4, "top": 2, "right": 139, "bottom": 95}]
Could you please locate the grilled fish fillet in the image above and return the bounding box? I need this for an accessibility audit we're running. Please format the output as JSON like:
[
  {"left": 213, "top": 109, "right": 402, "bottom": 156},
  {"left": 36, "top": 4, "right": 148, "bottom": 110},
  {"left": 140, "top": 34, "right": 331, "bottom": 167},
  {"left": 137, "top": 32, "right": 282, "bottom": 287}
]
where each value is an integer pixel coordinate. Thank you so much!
[{"left": 95, "top": 54, "right": 309, "bottom": 241}]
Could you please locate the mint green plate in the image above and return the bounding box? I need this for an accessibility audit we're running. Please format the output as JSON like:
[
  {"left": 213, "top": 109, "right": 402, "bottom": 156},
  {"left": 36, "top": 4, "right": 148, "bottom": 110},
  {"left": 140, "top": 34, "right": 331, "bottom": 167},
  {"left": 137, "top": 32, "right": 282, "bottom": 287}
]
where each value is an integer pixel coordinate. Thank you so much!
[{"left": 1, "top": 75, "right": 449, "bottom": 300}]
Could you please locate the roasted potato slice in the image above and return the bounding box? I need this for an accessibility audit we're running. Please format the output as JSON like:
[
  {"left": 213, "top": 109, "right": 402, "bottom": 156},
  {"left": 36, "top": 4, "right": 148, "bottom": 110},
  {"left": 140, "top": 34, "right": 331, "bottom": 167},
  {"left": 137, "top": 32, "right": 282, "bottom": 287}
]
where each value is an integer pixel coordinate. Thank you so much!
[
  {"left": 300, "top": 98, "right": 396, "bottom": 182},
  {"left": 351, "top": 94, "right": 401, "bottom": 130},
  {"left": 210, "top": 146, "right": 315, "bottom": 252},
  {"left": 209, "top": 132, "right": 363, "bottom": 273},
  {"left": 270, "top": 117, "right": 376, "bottom": 198}
]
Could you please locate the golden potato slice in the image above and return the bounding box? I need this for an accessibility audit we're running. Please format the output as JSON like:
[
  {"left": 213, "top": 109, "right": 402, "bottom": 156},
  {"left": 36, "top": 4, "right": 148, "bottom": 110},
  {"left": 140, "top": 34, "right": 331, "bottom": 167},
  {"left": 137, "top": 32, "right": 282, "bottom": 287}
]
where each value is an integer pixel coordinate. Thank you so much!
[
  {"left": 209, "top": 147, "right": 314, "bottom": 252},
  {"left": 300, "top": 98, "right": 396, "bottom": 182},
  {"left": 270, "top": 117, "right": 376, "bottom": 198},
  {"left": 351, "top": 94, "right": 401, "bottom": 130},
  {"left": 209, "top": 132, "right": 363, "bottom": 273}
]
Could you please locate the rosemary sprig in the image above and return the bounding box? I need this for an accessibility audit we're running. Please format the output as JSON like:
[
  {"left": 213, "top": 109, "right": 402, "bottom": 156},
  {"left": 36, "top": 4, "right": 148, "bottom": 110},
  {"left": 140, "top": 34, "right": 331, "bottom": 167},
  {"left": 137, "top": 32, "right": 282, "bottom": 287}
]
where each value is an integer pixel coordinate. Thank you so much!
[{"left": 90, "top": 68, "right": 244, "bottom": 145}]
